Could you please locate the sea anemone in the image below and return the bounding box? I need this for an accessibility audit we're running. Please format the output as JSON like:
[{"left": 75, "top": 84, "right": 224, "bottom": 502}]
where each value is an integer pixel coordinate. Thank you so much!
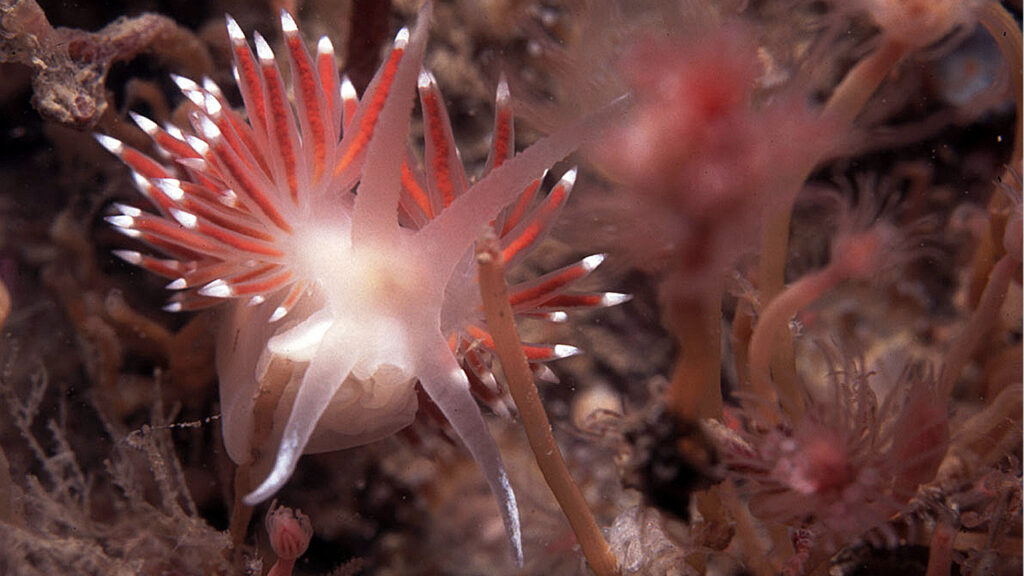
[{"left": 96, "top": 2, "right": 622, "bottom": 563}]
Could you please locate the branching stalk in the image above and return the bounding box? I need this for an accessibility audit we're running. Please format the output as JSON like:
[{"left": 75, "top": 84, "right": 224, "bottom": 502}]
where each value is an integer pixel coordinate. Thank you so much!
[
  {"left": 476, "top": 231, "right": 618, "bottom": 576},
  {"left": 228, "top": 464, "right": 254, "bottom": 558},
  {"left": 753, "top": 38, "right": 909, "bottom": 417},
  {"left": 820, "top": 39, "right": 909, "bottom": 128},
  {"left": 749, "top": 266, "right": 844, "bottom": 424}
]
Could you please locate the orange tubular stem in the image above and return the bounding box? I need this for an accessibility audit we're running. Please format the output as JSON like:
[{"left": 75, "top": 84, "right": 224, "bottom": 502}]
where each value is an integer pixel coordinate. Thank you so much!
[
  {"left": 749, "top": 266, "right": 844, "bottom": 424},
  {"left": 754, "top": 38, "right": 909, "bottom": 418},
  {"left": 476, "top": 231, "right": 619, "bottom": 576},
  {"left": 665, "top": 293, "right": 723, "bottom": 421}
]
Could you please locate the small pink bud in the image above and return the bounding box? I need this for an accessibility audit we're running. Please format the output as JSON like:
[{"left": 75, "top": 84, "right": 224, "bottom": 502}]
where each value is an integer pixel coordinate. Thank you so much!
[{"left": 266, "top": 502, "right": 312, "bottom": 561}]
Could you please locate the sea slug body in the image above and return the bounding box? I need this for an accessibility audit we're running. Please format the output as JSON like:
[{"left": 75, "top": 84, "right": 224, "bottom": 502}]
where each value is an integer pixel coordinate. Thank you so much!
[{"left": 97, "top": 2, "right": 624, "bottom": 563}]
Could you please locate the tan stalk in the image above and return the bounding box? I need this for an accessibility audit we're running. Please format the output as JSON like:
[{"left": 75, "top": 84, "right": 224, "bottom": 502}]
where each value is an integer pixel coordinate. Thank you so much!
[
  {"left": 753, "top": 38, "right": 909, "bottom": 416},
  {"left": 476, "top": 231, "right": 619, "bottom": 576},
  {"left": 665, "top": 293, "right": 724, "bottom": 420},
  {"left": 937, "top": 255, "right": 1020, "bottom": 399},
  {"left": 966, "top": 2, "right": 1023, "bottom": 306}
]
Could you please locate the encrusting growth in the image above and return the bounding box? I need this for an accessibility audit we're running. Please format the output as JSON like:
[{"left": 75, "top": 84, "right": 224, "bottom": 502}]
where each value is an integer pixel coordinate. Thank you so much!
[{"left": 96, "top": 1, "right": 625, "bottom": 564}]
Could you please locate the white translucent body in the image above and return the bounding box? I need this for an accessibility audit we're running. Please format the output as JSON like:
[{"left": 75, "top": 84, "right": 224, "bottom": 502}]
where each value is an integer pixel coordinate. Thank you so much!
[{"left": 101, "top": 2, "right": 622, "bottom": 565}]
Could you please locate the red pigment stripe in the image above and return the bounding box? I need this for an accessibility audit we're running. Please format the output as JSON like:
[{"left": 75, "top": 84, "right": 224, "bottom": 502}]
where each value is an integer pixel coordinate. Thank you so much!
[
  {"left": 421, "top": 87, "right": 457, "bottom": 207},
  {"left": 491, "top": 107, "right": 513, "bottom": 170},
  {"left": 181, "top": 195, "right": 275, "bottom": 242},
  {"left": 465, "top": 324, "right": 560, "bottom": 361},
  {"left": 136, "top": 255, "right": 184, "bottom": 278},
  {"left": 144, "top": 234, "right": 205, "bottom": 262},
  {"left": 184, "top": 167, "right": 224, "bottom": 197},
  {"left": 463, "top": 348, "right": 488, "bottom": 377},
  {"left": 402, "top": 161, "right": 434, "bottom": 219},
  {"left": 333, "top": 44, "right": 405, "bottom": 177},
  {"left": 132, "top": 176, "right": 176, "bottom": 216},
  {"left": 209, "top": 105, "right": 265, "bottom": 178},
  {"left": 317, "top": 40, "right": 339, "bottom": 122},
  {"left": 534, "top": 294, "right": 604, "bottom": 309},
  {"left": 465, "top": 325, "right": 494, "bottom": 348},
  {"left": 499, "top": 178, "right": 541, "bottom": 237},
  {"left": 223, "top": 107, "right": 272, "bottom": 177},
  {"left": 131, "top": 215, "right": 230, "bottom": 257},
  {"left": 169, "top": 294, "right": 221, "bottom": 311},
  {"left": 225, "top": 262, "right": 277, "bottom": 284},
  {"left": 487, "top": 77, "right": 513, "bottom": 174},
  {"left": 259, "top": 52, "right": 300, "bottom": 203},
  {"left": 209, "top": 139, "right": 293, "bottom": 233},
  {"left": 154, "top": 130, "right": 202, "bottom": 160},
  {"left": 120, "top": 147, "right": 171, "bottom": 180},
  {"left": 284, "top": 25, "right": 327, "bottom": 181},
  {"left": 192, "top": 219, "right": 284, "bottom": 258},
  {"left": 508, "top": 263, "right": 588, "bottom": 307},
  {"left": 177, "top": 261, "right": 236, "bottom": 288},
  {"left": 175, "top": 180, "right": 252, "bottom": 217},
  {"left": 278, "top": 280, "right": 307, "bottom": 310},
  {"left": 501, "top": 179, "right": 569, "bottom": 263},
  {"left": 228, "top": 268, "right": 294, "bottom": 295},
  {"left": 341, "top": 77, "right": 358, "bottom": 131},
  {"left": 520, "top": 344, "right": 560, "bottom": 361},
  {"left": 229, "top": 21, "right": 267, "bottom": 137}
]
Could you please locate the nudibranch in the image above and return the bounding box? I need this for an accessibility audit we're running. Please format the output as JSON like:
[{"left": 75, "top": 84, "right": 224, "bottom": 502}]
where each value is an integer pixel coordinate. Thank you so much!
[{"left": 97, "top": 1, "right": 624, "bottom": 564}]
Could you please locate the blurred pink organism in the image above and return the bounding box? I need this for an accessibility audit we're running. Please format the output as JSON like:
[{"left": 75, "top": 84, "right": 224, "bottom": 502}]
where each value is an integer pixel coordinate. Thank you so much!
[
  {"left": 715, "top": 353, "right": 949, "bottom": 549},
  {"left": 591, "top": 25, "right": 832, "bottom": 293}
]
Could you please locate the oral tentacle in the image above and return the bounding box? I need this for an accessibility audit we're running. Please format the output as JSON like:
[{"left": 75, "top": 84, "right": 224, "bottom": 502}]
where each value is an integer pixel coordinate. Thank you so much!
[
  {"left": 350, "top": 1, "right": 432, "bottom": 249},
  {"left": 244, "top": 324, "right": 358, "bottom": 506},
  {"left": 415, "top": 336, "right": 523, "bottom": 566},
  {"left": 418, "top": 95, "right": 627, "bottom": 283}
]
